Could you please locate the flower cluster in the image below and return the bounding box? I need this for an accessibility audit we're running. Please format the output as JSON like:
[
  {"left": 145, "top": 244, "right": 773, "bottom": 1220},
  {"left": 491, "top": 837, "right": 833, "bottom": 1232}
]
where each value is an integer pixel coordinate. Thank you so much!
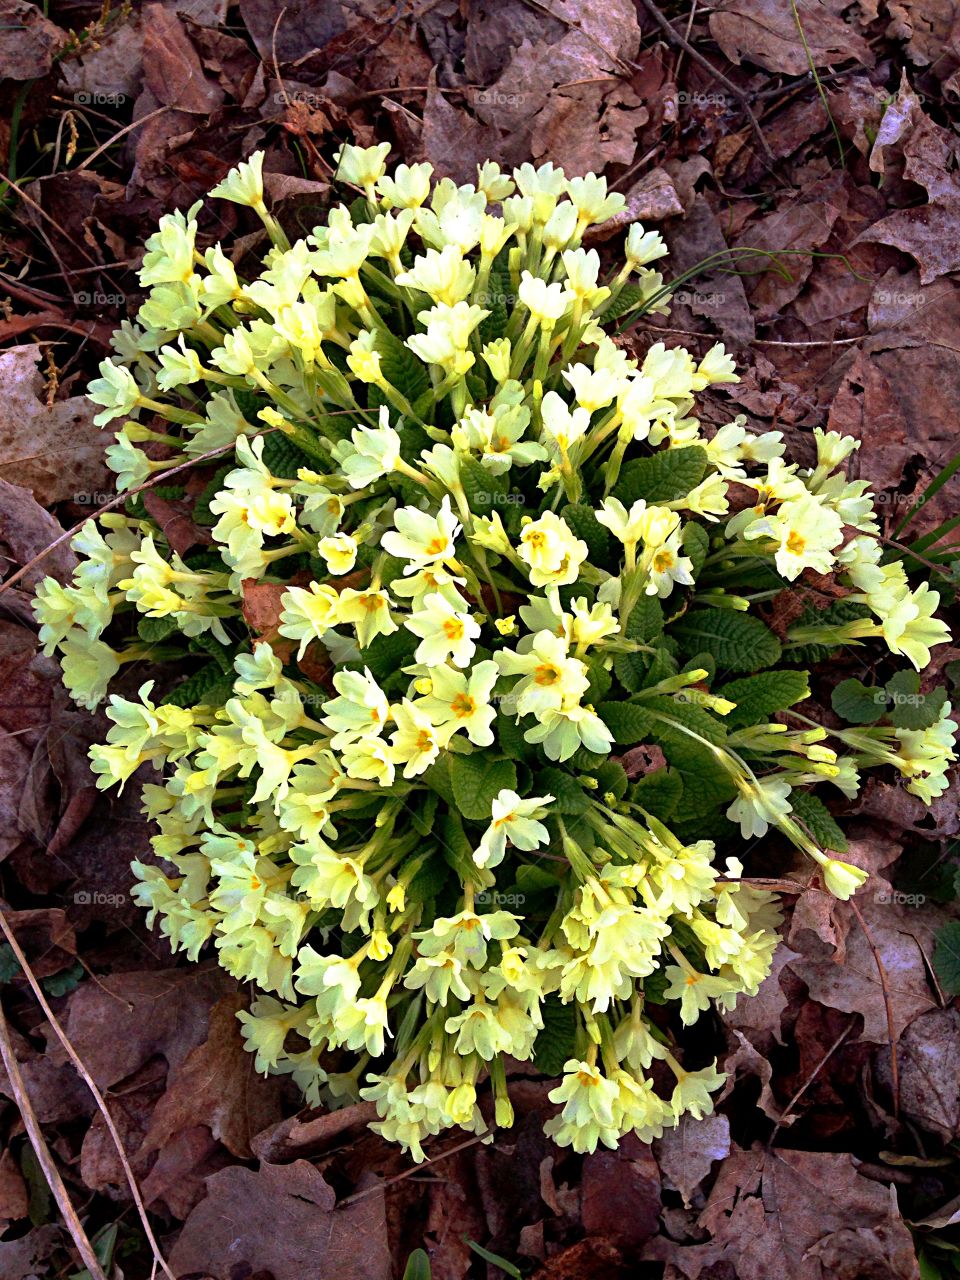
[{"left": 37, "top": 145, "right": 955, "bottom": 1159}]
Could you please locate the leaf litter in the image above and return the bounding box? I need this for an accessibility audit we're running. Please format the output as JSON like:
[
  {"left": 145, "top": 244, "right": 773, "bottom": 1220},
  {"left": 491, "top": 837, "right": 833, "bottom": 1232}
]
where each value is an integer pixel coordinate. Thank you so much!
[{"left": 0, "top": 0, "right": 958, "bottom": 1276}]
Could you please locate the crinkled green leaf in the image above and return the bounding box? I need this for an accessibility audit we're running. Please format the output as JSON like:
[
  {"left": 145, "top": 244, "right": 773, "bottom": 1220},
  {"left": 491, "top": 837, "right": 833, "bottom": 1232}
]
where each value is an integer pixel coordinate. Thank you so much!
[
  {"left": 613, "top": 446, "right": 707, "bottom": 505},
  {"left": 449, "top": 755, "right": 518, "bottom": 822},
  {"left": 790, "top": 789, "right": 848, "bottom": 854},
  {"left": 670, "top": 607, "right": 782, "bottom": 673},
  {"left": 721, "top": 669, "right": 811, "bottom": 728}
]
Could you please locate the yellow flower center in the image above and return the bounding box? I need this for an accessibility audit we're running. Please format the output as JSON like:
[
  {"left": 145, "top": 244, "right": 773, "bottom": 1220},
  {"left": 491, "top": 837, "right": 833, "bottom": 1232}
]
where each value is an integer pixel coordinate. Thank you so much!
[
  {"left": 786, "top": 530, "right": 806, "bottom": 555},
  {"left": 534, "top": 663, "right": 561, "bottom": 686},
  {"left": 451, "top": 693, "right": 477, "bottom": 718},
  {"left": 443, "top": 618, "right": 465, "bottom": 641}
]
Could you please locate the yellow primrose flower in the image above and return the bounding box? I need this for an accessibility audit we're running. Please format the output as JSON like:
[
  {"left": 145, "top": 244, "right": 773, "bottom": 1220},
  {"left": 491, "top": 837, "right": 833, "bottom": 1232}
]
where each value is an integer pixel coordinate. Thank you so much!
[
  {"left": 334, "top": 141, "right": 391, "bottom": 196},
  {"left": 517, "top": 511, "right": 588, "bottom": 588},
  {"left": 337, "top": 587, "right": 399, "bottom": 649},
  {"left": 318, "top": 533, "right": 358, "bottom": 576}
]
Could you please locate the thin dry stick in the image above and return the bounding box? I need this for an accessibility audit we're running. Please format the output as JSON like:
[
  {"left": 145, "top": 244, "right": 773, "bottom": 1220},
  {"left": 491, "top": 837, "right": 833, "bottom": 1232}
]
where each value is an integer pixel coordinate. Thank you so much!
[
  {"left": 847, "top": 896, "right": 900, "bottom": 1119},
  {"left": 0, "top": 912, "right": 176, "bottom": 1280},
  {"left": 0, "top": 1001, "right": 108, "bottom": 1280},
  {"left": 0, "top": 165, "right": 128, "bottom": 295},
  {"left": 766, "top": 1018, "right": 856, "bottom": 1148},
  {"left": 76, "top": 105, "right": 171, "bottom": 174},
  {"left": 337, "top": 1128, "right": 494, "bottom": 1208},
  {"left": 0, "top": 438, "right": 250, "bottom": 601},
  {"left": 0, "top": 397, "right": 371, "bottom": 598},
  {"left": 639, "top": 0, "right": 776, "bottom": 164}
]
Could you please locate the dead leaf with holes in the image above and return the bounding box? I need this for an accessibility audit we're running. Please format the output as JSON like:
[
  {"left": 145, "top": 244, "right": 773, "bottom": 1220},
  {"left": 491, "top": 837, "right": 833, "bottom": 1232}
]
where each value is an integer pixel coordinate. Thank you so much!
[{"left": 0, "top": 345, "right": 109, "bottom": 507}]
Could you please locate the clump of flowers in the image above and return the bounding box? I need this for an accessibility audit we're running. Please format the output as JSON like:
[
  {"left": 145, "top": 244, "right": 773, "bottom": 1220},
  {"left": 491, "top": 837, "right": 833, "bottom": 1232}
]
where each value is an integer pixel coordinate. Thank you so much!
[{"left": 37, "top": 146, "right": 955, "bottom": 1159}]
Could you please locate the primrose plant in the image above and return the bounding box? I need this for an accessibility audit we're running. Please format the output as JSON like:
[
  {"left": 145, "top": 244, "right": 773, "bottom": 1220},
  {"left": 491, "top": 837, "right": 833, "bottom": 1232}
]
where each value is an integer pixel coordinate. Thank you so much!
[{"left": 36, "top": 144, "right": 955, "bottom": 1159}]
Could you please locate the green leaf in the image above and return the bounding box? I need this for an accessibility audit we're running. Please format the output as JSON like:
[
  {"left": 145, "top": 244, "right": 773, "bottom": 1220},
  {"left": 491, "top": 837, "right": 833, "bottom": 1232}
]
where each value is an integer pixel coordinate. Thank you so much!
[
  {"left": 560, "top": 503, "right": 610, "bottom": 563},
  {"left": 42, "top": 962, "right": 83, "bottom": 997},
  {"left": 626, "top": 594, "right": 664, "bottom": 644},
  {"left": 788, "top": 600, "right": 872, "bottom": 664},
  {"left": 0, "top": 945, "right": 20, "bottom": 984},
  {"left": 584, "top": 655, "right": 612, "bottom": 704},
  {"left": 260, "top": 431, "right": 315, "bottom": 479},
  {"left": 885, "top": 670, "right": 948, "bottom": 730},
  {"left": 406, "top": 854, "right": 450, "bottom": 903},
  {"left": 188, "top": 630, "right": 234, "bottom": 673},
  {"left": 193, "top": 464, "right": 232, "bottom": 525},
  {"left": 789, "top": 790, "right": 848, "bottom": 854},
  {"left": 410, "top": 790, "right": 440, "bottom": 837},
  {"left": 596, "top": 282, "right": 649, "bottom": 323},
  {"left": 683, "top": 522, "right": 710, "bottom": 577},
  {"left": 478, "top": 256, "right": 512, "bottom": 342},
  {"left": 721, "top": 669, "right": 811, "bottom": 728},
  {"left": 465, "top": 1242, "right": 523, "bottom": 1280},
  {"left": 423, "top": 755, "right": 455, "bottom": 806},
  {"left": 460, "top": 455, "right": 509, "bottom": 516},
  {"left": 666, "top": 752, "right": 737, "bottom": 818},
  {"left": 137, "top": 614, "right": 178, "bottom": 644},
  {"left": 532, "top": 995, "right": 576, "bottom": 1076},
  {"left": 160, "top": 662, "right": 233, "bottom": 708},
  {"left": 591, "top": 759, "right": 628, "bottom": 800},
  {"left": 402, "top": 1248, "right": 432, "bottom": 1280},
  {"left": 630, "top": 767, "right": 683, "bottom": 819},
  {"left": 635, "top": 700, "right": 734, "bottom": 816},
  {"left": 357, "top": 628, "right": 418, "bottom": 683},
  {"left": 670, "top": 607, "right": 781, "bottom": 673},
  {"left": 439, "top": 811, "right": 487, "bottom": 888},
  {"left": 615, "top": 597, "right": 666, "bottom": 691},
  {"left": 597, "top": 702, "right": 654, "bottom": 745},
  {"left": 682, "top": 651, "right": 716, "bottom": 682},
  {"left": 373, "top": 325, "right": 431, "bottom": 404},
  {"left": 449, "top": 755, "right": 518, "bottom": 822},
  {"left": 830, "top": 677, "right": 884, "bottom": 725},
  {"left": 496, "top": 711, "right": 534, "bottom": 761},
  {"left": 640, "top": 645, "right": 679, "bottom": 690},
  {"left": 934, "top": 921, "right": 960, "bottom": 996},
  {"left": 643, "top": 694, "right": 728, "bottom": 745},
  {"left": 537, "top": 766, "right": 590, "bottom": 814},
  {"left": 613, "top": 445, "right": 707, "bottom": 505}
]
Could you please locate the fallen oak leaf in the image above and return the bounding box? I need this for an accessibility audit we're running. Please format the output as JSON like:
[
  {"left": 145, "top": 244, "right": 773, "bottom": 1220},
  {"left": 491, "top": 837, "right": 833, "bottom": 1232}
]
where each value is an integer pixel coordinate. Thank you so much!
[
  {"left": 645, "top": 1145, "right": 919, "bottom": 1279},
  {"left": 139, "top": 993, "right": 283, "bottom": 1160},
  {"left": 654, "top": 1112, "right": 731, "bottom": 1208},
  {"left": 168, "top": 1158, "right": 392, "bottom": 1280},
  {"left": 708, "top": 0, "right": 874, "bottom": 75}
]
